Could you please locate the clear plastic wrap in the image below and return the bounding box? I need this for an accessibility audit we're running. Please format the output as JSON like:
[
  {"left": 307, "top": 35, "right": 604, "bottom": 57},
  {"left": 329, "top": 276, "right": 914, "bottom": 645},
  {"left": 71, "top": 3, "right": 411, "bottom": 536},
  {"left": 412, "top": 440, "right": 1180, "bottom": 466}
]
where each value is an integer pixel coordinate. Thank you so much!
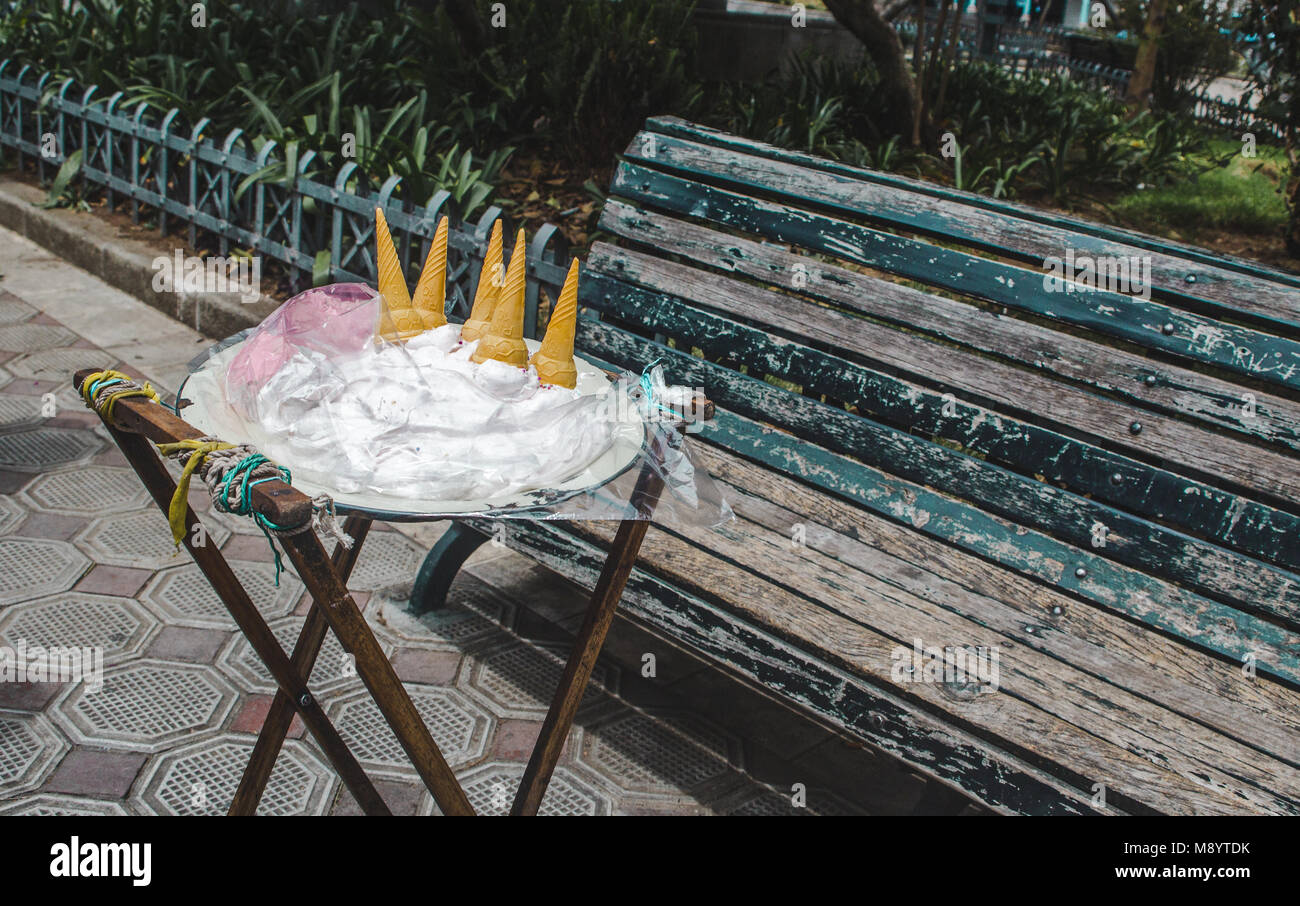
[{"left": 180, "top": 283, "right": 732, "bottom": 527}]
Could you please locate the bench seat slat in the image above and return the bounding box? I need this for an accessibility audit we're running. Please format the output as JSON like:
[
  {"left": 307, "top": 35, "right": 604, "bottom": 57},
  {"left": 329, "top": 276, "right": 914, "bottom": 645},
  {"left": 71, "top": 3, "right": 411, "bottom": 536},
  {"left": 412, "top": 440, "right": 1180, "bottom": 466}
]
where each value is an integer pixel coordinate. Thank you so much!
[
  {"left": 627, "top": 509, "right": 1300, "bottom": 814},
  {"left": 695, "top": 443, "right": 1300, "bottom": 765},
  {"left": 574, "top": 324, "right": 1300, "bottom": 683},
  {"left": 612, "top": 163, "right": 1300, "bottom": 391},
  {"left": 475, "top": 516, "right": 1113, "bottom": 814},
  {"left": 627, "top": 128, "right": 1300, "bottom": 334},
  {"left": 643, "top": 115, "right": 1300, "bottom": 292},
  {"left": 587, "top": 244, "right": 1300, "bottom": 563},
  {"left": 600, "top": 199, "right": 1300, "bottom": 452},
  {"left": 580, "top": 277, "right": 1300, "bottom": 618}
]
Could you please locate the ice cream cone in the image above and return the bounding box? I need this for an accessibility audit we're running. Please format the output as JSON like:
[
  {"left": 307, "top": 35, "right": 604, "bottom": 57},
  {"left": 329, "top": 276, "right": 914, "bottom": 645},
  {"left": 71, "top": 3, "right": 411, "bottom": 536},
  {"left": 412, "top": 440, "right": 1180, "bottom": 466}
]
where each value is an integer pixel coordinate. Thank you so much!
[
  {"left": 529, "top": 259, "right": 579, "bottom": 388},
  {"left": 374, "top": 207, "right": 420, "bottom": 342},
  {"left": 460, "top": 220, "right": 503, "bottom": 342},
  {"left": 410, "top": 215, "right": 449, "bottom": 330},
  {"left": 471, "top": 228, "right": 528, "bottom": 367}
]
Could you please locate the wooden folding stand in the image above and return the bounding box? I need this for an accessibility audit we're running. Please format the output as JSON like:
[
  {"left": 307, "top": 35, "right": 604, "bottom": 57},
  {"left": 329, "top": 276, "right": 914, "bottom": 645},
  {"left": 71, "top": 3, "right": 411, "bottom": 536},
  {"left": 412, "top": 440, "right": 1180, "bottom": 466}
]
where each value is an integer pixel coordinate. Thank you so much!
[{"left": 73, "top": 367, "right": 708, "bottom": 816}]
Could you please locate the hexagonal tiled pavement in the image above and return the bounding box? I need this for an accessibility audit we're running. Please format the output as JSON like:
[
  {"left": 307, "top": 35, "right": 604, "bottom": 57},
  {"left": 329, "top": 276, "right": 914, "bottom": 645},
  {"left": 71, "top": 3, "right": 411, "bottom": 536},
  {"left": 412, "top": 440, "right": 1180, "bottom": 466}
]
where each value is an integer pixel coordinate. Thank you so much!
[
  {"left": 0, "top": 793, "right": 132, "bottom": 816},
  {"left": 442, "top": 761, "right": 613, "bottom": 816},
  {"left": 20, "top": 464, "right": 151, "bottom": 515},
  {"left": 0, "top": 323, "right": 79, "bottom": 353},
  {"left": 346, "top": 530, "right": 426, "bottom": 592},
  {"left": 218, "top": 615, "right": 383, "bottom": 695},
  {"left": 74, "top": 508, "right": 230, "bottom": 572},
  {"left": 138, "top": 559, "right": 301, "bottom": 630},
  {"left": 577, "top": 709, "right": 745, "bottom": 802},
  {"left": 136, "top": 735, "right": 336, "bottom": 816},
  {"left": 327, "top": 684, "right": 492, "bottom": 779},
  {"left": 0, "top": 592, "right": 160, "bottom": 667},
  {"left": 4, "top": 347, "right": 105, "bottom": 381},
  {"left": 52, "top": 659, "right": 238, "bottom": 754},
  {"left": 459, "top": 640, "right": 618, "bottom": 721},
  {"left": 0, "top": 295, "right": 37, "bottom": 324},
  {"left": 0, "top": 393, "right": 43, "bottom": 429},
  {"left": 0, "top": 424, "right": 104, "bottom": 471},
  {"left": 0, "top": 538, "right": 89, "bottom": 605},
  {"left": 0, "top": 494, "right": 25, "bottom": 535},
  {"left": 0, "top": 711, "right": 68, "bottom": 796},
  {"left": 369, "top": 574, "right": 516, "bottom": 651}
]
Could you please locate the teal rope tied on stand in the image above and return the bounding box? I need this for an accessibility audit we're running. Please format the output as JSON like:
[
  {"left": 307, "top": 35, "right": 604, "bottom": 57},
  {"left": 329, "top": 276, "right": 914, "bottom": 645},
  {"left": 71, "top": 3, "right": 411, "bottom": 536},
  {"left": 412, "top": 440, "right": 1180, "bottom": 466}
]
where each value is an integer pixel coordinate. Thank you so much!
[{"left": 214, "top": 451, "right": 295, "bottom": 585}]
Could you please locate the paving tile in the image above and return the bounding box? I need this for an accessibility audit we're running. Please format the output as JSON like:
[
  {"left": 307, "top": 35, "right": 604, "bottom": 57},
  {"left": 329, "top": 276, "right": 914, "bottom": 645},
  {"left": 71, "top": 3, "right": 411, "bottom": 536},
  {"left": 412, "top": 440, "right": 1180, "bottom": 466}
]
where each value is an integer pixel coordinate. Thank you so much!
[
  {"left": 0, "top": 424, "right": 104, "bottom": 472},
  {"left": 0, "top": 792, "right": 131, "bottom": 815},
  {"left": 489, "top": 718, "right": 546, "bottom": 761},
  {"left": 52, "top": 659, "right": 238, "bottom": 754},
  {"left": 144, "top": 626, "right": 230, "bottom": 664},
  {"left": 575, "top": 708, "right": 745, "bottom": 803},
  {"left": 73, "top": 564, "right": 153, "bottom": 598},
  {"left": 138, "top": 560, "right": 301, "bottom": 630},
  {"left": 331, "top": 778, "right": 426, "bottom": 817},
  {"left": 0, "top": 710, "right": 67, "bottom": 796},
  {"left": 12, "top": 511, "right": 86, "bottom": 542},
  {"left": 0, "top": 680, "right": 63, "bottom": 712},
  {"left": 0, "top": 590, "right": 159, "bottom": 667},
  {"left": 327, "top": 683, "right": 492, "bottom": 779},
  {"left": 0, "top": 324, "right": 78, "bottom": 352},
  {"left": 217, "top": 615, "right": 378, "bottom": 695},
  {"left": 437, "top": 761, "right": 613, "bottom": 817},
  {"left": 458, "top": 640, "right": 618, "bottom": 721},
  {"left": 73, "top": 508, "right": 229, "bottom": 571},
  {"left": 367, "top": 575, "right": 515, "bottom": 651},
  {"left": 135, "top": 735, "right": 336, "bottom": 816},
  {"left": 42, "top": 747, "right": 147, "bottom": 799},
  {"left": 0, "top": 493, "right": 25, "bottom": 534},
  {"left": 390, "top": 647, "right": 461, "bottom": 687},
  {"left": 229, "top": 695, "right": 305, "bottom": 739},
  {"left": 0, "top": 469, "right": 29, "bottom": 494},
  {"left": 0, "top": 537, "right": 90, "bottom": 605},
  {"left": 20, "top": 464, "right": 150, "bottom": 515}
]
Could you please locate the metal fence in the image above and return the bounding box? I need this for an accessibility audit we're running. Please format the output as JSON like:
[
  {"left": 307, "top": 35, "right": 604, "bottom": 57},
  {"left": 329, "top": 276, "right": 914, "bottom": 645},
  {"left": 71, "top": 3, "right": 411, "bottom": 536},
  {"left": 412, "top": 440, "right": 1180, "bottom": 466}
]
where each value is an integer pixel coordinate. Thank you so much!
[{"left": 0, "top": 59, "right": 570, "bottom": 339}]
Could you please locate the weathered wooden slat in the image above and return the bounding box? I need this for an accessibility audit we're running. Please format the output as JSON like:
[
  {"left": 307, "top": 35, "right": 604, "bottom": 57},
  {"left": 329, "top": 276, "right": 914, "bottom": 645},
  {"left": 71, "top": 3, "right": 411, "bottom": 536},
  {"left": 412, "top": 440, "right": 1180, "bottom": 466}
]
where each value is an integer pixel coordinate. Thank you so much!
[
  {"left": 468, "top": 517, "right": 1111, "bottom": 815},
  {"left": 586, "top": 245, "right": 1300, "bottom": 570},
  {"left": 643, "top": 116, "right": 1300, "bottom": 292},
  {"left": 610, "top": 163, "right": 1300, "bottom": 391},
  {"left": 600, "top": 200, "right": 1300, "bottom": 452},
  {"left": 579, "top": 277, "right": 1300, "bottom": 619},
  {"left": 626, "top": 127, "right": 1300, "bottom": 335},
  {"left": 696, "top": 446, "right": 1300, "bottom": 768},
  {"left": 573, "top": 330, "right": 1300, "bottom": 684},
  {"left": 612, "top": 510, "right": 1300, "bottom": 814}
]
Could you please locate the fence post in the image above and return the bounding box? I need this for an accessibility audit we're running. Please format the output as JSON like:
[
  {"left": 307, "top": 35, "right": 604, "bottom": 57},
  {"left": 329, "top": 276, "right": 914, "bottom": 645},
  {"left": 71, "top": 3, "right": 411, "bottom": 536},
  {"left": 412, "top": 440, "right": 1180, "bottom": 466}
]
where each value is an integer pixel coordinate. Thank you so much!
[
  {"left": 218, "top": 129, "right": 243, "bottom": 258},
  {"left": 329, "top": 162, "right": 358, "bottom": 286},
  {"left": 157, "top": 108, "right": 180, "bottom": 236},
  {"left": 187, "top": 117, "right": 209, "bottom": 249}
]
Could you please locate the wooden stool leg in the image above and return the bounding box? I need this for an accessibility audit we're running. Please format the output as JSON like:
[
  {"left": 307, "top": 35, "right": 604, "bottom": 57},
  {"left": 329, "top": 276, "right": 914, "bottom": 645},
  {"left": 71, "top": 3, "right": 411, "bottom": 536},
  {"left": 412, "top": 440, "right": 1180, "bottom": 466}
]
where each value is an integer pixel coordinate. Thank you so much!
[
  {"left": 230, "top": 515, "right": 373, "bottom": 816},
  {"left": 511, "top": 469, "right": 666, "bottom": 816},
  {"left": 110, "top": 428, "right": 392, "bottom": 815},
  {"left": 281, "top": 532, "right": 477, "bottom": 816}
]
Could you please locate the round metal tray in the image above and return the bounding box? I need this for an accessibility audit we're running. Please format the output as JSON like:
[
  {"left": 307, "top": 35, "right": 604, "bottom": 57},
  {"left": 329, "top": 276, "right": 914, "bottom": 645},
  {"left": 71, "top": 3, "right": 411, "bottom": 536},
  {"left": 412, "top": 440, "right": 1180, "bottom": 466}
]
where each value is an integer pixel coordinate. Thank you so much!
[{"left": 180, "top": 332, "right": 647, "bottom": 522}]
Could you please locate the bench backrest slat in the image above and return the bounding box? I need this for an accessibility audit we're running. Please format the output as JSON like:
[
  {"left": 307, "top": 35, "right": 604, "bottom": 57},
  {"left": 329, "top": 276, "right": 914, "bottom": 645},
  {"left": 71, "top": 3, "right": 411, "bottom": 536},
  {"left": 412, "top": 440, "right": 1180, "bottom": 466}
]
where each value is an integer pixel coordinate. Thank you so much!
[
  {"left": 587, "top": 244, "right": 1300, "bottom": 567},
  {"left": 633, "top": 118, "right": 1300, "bottom": 327},
  {"left": 613, "top": 161, "right": 1300, "bottom": 392},
  {"left": 599, "top": 200, "right": 1300, "bottom": 454}
]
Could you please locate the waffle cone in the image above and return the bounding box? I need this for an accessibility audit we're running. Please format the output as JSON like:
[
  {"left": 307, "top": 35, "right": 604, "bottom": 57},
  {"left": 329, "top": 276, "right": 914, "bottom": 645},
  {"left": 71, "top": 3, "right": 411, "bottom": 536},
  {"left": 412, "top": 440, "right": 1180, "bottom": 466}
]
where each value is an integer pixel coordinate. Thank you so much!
[{"left": 529, "top": 259, "right": 579, "bottom": 388}]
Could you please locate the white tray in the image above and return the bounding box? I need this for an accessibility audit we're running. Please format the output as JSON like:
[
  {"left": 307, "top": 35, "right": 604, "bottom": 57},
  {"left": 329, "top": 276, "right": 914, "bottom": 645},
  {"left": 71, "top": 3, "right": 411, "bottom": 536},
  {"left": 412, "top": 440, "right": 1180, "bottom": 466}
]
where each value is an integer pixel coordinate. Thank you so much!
[{"left": 180, "top": 334, "right": 646, "bottom": 522}]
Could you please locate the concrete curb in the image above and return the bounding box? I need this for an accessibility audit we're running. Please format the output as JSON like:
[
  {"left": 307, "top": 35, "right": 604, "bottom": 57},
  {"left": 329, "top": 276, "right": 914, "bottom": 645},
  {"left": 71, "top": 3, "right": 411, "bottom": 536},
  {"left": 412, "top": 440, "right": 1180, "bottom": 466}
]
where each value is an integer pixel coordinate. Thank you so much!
[{"left": 0, "top": 178, "right": 280, "bottom": 339}]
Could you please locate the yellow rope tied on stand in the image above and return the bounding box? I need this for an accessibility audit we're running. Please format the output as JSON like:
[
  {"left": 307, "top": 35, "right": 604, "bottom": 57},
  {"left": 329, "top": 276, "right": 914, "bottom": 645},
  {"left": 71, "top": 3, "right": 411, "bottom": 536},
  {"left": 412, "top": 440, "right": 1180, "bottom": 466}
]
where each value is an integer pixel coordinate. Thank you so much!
[
  {"left": 155, "top": 438, "right": 236, "bottom": 547},
  {"left": 78, "top": 369, "right": 162, "bottom": 427}
]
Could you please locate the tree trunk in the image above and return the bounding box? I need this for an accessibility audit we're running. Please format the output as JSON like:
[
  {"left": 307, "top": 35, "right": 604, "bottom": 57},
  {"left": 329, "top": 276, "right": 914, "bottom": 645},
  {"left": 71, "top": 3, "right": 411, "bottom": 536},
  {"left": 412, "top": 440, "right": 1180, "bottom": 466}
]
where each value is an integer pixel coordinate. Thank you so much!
[
  {"left": 824, "top": 0, "right": 920, "bottom": 143},
  {"left": 1125, "top": 0, "right": 1169, "bottom": 114}
]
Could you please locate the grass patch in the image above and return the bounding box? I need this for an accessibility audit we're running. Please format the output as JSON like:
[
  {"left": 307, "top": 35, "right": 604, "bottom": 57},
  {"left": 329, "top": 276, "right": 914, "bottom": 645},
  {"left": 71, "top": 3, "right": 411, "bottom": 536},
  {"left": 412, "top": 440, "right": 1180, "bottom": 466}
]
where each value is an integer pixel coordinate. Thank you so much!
[{"left": 1111, "top": 139, "right": 1288, "bottom": 237}]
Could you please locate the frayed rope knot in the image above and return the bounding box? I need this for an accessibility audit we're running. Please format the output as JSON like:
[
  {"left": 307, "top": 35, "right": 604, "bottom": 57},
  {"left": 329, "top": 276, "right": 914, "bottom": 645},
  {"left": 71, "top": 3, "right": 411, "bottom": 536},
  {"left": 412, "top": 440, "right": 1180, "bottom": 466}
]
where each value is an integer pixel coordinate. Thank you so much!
[
  {"left": 79, "top": 369, "right": 161, "bottom": 426},
  {"left": 154, "top": 438, "right": 350, "bottom": 585}
]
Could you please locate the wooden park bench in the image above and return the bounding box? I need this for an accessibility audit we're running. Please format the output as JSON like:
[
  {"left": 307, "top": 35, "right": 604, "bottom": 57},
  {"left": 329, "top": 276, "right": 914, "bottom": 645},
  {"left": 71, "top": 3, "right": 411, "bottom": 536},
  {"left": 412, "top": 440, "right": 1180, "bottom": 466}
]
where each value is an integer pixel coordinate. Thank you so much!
[{"left": 414, "top": 116, "right": 1300, "bottom": 815}]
